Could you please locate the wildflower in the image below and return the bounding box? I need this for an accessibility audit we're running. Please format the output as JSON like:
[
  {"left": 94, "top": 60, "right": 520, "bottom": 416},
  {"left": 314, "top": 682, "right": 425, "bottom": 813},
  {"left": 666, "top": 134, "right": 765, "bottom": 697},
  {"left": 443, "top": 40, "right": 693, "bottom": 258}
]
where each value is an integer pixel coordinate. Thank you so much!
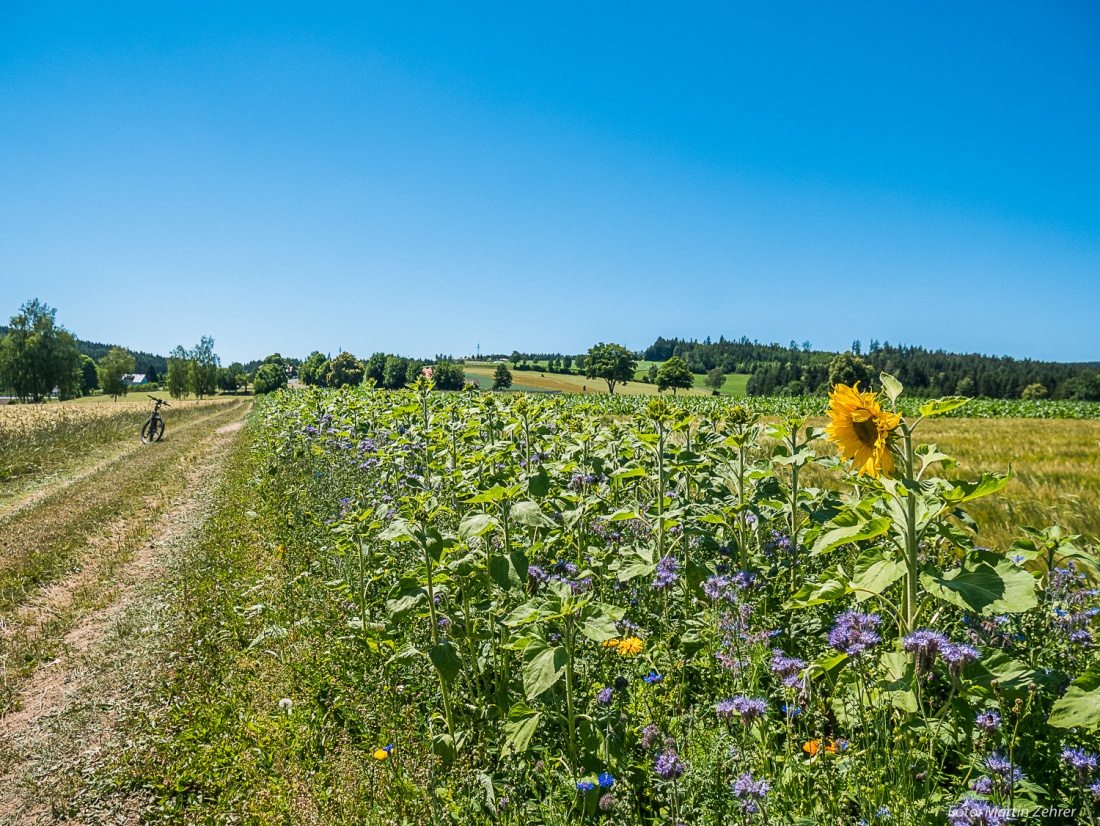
[
  {"left": 975, "top": 709, "right": 1001, "bottom": 735},
  {"left": 598, "top": 772, "right": 614, "bottom": 788},
  {"left": 770, "top": 650, "right": 807, "bottom": 688},
  {"left": 373, "top": 744, "right": 395, "bottom": 760},
  {"left": 641, "top": 724, "right": 661, "bottom": 749},
  {"left": 654, "top": 556, "right": 680, "bottom": 589},
  {"left": 616, "top": 636, "right": 644, "bottom": 657},
  {"left": 597, "top": 687, "right": 615, "bottom": 705},
  {"left": 970, "top": 777, "right": 994, "bottom": 795},
  {"left": 941, "top": 641, "right": 982, "bottom": 679},
  {"left": 654, "top": 750, "right": 684, "bottom": 779},
  {"left": 719, "top": 696, "right": 767, "bottom": 723},
  {"left": 598, "top": 792, "right": 617, "bottom": 811},
  {"left": 437, "top": 616, "right": 452, "bottom": 630},
  {"left": 984, "top": 753, "right": 1024, "bottom": 785},
  {"left": 278, "top": 698, "right": 293, "bottom": 715},
  {"left": 643, "top": 670, "right": 663, "bottom": 684},
  {"left": 828, "top": 611, "right": 882, "bottom": 658},
  {"left": 576, "top": 780, "right": 595, "bottom": 793},
  {"left": 732, "top": 771, "right": 770, "bottom": 813},
  {"left": 1091, "top": 780, "right": 1100, "bottom": 801},
  {"left": 876, "top": 807, "right": 892, "bottom": 820},
  {"left": 824, "top": 382, "right": 902, "bottom": 477},
  {"left": 803, "top": 739, "right": 843, "bottom": 756},
  {"left": 1061, "top": 747, "right": 1099, "bottom": 783},
  {"left": 903, "top": 629, "right": 950, "bottom": 676},
  {"left": 703, "top": 575, "right": 732, "bottom": 602}
]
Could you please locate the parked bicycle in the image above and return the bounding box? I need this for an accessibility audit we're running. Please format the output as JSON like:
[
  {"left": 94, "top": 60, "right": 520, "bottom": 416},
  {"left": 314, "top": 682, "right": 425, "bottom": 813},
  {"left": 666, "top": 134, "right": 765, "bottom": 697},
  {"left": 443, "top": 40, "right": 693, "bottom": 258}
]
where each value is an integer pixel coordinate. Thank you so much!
[{"left": 141, "top": 397, "right": 170, "bottom": 443}]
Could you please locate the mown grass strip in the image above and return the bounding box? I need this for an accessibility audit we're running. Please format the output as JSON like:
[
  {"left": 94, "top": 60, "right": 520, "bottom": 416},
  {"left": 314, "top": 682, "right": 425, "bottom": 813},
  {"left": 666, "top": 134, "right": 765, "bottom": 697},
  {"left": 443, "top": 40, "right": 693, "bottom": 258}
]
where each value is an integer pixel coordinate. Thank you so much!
[{"left": 0, "top": 402, "right": 250, "bottom": 710}]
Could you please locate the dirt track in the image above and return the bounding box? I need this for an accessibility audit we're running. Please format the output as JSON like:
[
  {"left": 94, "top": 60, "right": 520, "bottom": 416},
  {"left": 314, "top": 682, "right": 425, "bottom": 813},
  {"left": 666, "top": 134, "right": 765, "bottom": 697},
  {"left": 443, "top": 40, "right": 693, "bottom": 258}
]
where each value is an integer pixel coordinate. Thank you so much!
[{"left": 0, "top": 402, "right": 250, "bottom": 825}]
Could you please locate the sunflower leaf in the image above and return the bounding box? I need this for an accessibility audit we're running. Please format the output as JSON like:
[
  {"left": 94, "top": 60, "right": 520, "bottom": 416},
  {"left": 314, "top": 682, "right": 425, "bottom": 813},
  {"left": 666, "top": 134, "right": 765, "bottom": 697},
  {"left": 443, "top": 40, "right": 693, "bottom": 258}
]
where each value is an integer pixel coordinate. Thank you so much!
[
  {"left": 810, "top": 517, "right": 892, "bottom": 556},
  {"left": 880, "top": 373, "right": 903, "bottom": 405},
  {"left": 919, "top": 396, "right": 970, "bottom": 418}
]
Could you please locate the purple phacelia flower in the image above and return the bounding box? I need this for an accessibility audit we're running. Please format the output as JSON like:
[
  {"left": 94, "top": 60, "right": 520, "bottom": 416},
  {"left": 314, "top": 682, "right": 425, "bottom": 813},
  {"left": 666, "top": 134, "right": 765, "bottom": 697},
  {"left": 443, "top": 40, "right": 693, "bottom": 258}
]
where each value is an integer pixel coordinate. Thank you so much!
[
  {"left": 654, "top": 556, "right": 679, "bottom": 590},
  {"left": 975, "top": 709, "right": 1001, "bottom": 735},
  {"left": 654, "top": 750, "right": 684, "bottom": 779},
  {"left": 828, "top": 611, "right": 882, "bottom": 658},
  {"left": 731, "top": 771, "right": 770, "bottom": 813}
]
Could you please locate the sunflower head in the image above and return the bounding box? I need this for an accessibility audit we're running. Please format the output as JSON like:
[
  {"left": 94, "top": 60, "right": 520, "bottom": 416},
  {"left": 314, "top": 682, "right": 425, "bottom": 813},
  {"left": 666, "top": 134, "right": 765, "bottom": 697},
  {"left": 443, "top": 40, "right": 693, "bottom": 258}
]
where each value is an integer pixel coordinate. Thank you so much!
[{"left": 824, "top": 383, "right": 902, "bottom": 478}]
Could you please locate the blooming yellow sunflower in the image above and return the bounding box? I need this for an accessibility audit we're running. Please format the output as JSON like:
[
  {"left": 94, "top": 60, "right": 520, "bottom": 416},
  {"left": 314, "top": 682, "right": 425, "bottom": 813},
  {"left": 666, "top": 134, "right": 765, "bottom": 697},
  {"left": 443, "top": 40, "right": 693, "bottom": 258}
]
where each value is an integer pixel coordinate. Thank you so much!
[
  {"left": 824, "top": 383, "right": 901, "bottom": 478},
  {"left": 616, "top": 636, "right": 644, "bottom": 657}
]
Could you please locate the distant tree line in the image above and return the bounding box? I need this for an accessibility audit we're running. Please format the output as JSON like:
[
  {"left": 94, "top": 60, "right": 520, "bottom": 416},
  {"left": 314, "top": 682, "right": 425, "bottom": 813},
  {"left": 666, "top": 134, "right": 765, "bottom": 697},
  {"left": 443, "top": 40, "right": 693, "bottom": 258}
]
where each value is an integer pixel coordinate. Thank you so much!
[
  {"left": 644, "top": 336, "right": 1100, "bottom": 400},
  {"left": 298, "top": 351, "right": 467, "bottom": 391}
]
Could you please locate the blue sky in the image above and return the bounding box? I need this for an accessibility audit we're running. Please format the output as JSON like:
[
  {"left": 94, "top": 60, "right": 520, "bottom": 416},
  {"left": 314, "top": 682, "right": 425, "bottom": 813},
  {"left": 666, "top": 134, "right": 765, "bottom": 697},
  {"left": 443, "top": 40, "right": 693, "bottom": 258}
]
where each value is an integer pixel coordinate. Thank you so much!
[{"left": 2, "top": 2, "right": 1098, "bottom": 363}]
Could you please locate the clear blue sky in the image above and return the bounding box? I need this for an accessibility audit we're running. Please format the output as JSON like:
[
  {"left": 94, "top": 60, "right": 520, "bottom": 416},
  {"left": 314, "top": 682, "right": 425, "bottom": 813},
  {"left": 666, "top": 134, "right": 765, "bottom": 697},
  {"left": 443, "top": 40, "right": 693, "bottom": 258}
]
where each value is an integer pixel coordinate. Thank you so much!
[{"left": 2, "top": 2, "right": 1098, "bottom": 363}]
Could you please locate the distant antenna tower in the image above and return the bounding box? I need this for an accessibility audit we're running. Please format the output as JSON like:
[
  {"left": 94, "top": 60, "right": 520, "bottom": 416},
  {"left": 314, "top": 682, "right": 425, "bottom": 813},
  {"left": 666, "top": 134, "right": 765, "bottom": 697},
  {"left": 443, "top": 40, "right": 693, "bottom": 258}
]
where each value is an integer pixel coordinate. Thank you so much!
[{"left": 477, "top": 342, "right": 481, "bottom": 359}]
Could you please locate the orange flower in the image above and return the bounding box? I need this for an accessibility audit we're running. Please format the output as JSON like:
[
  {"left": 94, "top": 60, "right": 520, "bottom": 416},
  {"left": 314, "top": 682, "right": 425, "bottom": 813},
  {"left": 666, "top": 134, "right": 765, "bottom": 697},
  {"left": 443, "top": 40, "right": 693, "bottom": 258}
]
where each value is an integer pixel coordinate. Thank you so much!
[{"left": 803, "top": 738, "right": 846, "bottom": 756}]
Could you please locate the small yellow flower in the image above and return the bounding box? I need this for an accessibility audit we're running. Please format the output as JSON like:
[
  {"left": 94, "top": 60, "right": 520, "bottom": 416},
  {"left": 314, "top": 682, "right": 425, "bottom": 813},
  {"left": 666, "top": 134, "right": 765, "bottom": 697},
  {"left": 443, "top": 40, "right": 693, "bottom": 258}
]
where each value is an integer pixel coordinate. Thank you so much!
[
  {"left": 616, "top": 636, "right": 644, "bottom": 657},
  {"left": 824, "top": 383, "right": 902, "bottom": 478},
  {"left": 373, "top": 744, "right": 395, "bottom": 760},
  {"left": 602, "top": 639, "right": 620, "bottom": 649}
]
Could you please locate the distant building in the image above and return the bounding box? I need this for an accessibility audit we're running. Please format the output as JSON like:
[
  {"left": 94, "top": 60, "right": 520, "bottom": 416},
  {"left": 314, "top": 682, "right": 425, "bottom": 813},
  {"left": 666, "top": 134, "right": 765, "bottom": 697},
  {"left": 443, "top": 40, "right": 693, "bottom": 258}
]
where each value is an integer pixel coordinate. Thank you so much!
[{"left": 121, "top": 373, "right": 149, "bottom": 385}]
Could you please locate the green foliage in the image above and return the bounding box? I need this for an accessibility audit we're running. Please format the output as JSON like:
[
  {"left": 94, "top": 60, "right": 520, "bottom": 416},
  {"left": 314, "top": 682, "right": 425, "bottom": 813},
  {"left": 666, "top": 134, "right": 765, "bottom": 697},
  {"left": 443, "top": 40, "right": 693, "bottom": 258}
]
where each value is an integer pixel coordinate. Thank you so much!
[
  {"left": 1020, "top": 382, "right": 1048, "bottom": 400},
  {"left": 97, "top": 346, "right": 136, "bottom": 400},
  {"left": 299, "top": 351, "right": 329, "bottom": 387},
  {"left": 430, "top": 360, "right": 465, "bottom": 391},
  {"left": 0, "top": 299, "right": 82, "bottom": 402},
  {"left": 79, "top": 354, "right": 99, "bottom": 395},
  {"left": 583, "top": 342, "right": 637, "bottom": 394},
  {"left": 188, "top": 335, "right": 219, "bottom": 399},
  {"left": 166, "top": 345, "right": 191, "bottom": 400},
  {"left": 92, "top": 388, "right": 1100, "bottom": 824},
  {"left": 253, "top": 361, "right": 288, "bottom": 394},
  {"left": 325, "top": 352, "right": 365, "bottom": 388},
  {"left": 655, "top": 356, "right": 693, "bottom": 395},
  {"left": 827, "top": 351, "right": 872, "bottom": 390},
  {"left": 492, "top": 362, "right": 513, "bottom": 390},
  {"left": 383, "top": 355, "right": 409, "bottom": 389},
  {"left": 704, "top": 366, "right": 725, "bottom": 391}
]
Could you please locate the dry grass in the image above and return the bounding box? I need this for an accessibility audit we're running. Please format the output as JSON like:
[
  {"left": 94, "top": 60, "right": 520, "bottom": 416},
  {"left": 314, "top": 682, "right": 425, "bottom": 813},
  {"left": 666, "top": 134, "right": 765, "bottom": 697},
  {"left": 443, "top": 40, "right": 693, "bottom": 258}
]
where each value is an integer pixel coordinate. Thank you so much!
[{"left": 463, "top": 363, "right": 712, "bottom": 395}]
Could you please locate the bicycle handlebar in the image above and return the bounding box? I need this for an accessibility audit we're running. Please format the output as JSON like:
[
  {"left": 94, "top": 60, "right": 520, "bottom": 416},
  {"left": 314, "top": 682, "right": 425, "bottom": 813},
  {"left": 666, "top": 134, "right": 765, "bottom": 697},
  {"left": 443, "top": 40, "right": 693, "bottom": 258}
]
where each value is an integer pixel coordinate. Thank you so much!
[{"left": 150, "top": 397, "right": 170, "bottom": 406}]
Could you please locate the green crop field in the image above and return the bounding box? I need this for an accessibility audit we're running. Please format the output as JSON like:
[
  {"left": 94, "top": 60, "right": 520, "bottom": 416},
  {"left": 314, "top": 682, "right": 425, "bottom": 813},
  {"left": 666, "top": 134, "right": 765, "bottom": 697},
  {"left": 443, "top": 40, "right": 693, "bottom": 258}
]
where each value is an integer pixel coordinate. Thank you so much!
[{"left": 7, "top": 385, "right": 1094, "bottom": 824}]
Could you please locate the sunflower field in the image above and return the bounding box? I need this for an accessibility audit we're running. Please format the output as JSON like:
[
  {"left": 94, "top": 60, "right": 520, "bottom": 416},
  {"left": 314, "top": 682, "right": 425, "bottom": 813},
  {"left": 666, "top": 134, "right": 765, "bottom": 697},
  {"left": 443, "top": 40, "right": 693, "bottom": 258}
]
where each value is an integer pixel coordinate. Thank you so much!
[{"left": 122, "top": 379, "right": 1100, "bottom": 825}]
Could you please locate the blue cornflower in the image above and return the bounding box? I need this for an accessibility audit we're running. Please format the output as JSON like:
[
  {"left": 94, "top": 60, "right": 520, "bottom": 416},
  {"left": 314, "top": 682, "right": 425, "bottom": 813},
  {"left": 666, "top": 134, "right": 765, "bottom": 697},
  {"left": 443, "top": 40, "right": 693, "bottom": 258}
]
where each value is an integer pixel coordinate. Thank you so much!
[
  {"left": 643, "top": 671, "right": 663, "bottom": 684},
  {"left": 598, "top": 772, "right": 614, "bottom": 788},
  {"left": 576, "top": 781, "right": 595, "bottom": 793}
]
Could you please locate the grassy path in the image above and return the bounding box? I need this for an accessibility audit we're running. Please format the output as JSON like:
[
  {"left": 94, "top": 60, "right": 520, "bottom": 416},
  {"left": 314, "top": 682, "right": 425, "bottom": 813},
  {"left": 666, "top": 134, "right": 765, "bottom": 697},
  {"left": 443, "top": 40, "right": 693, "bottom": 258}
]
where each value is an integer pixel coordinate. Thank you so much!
[{"left": 0, "top": 400, "right": 250, "bottom": 717}]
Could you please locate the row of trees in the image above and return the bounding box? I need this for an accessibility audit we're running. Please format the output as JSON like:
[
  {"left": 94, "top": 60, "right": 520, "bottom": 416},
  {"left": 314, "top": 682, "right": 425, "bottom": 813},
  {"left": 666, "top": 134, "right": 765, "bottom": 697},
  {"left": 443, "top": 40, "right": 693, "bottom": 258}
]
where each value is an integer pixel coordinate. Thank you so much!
[{"left": 299, "top": 352, "right": 467, "bottom": 391}]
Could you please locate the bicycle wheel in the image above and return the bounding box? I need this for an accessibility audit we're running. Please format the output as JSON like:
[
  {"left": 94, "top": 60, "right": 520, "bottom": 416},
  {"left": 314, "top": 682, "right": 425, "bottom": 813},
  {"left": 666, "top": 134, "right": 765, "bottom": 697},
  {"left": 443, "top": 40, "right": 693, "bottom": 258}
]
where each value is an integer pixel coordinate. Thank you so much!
[{"left": 141, "top": 418, "right": 165, "bottom": 443}]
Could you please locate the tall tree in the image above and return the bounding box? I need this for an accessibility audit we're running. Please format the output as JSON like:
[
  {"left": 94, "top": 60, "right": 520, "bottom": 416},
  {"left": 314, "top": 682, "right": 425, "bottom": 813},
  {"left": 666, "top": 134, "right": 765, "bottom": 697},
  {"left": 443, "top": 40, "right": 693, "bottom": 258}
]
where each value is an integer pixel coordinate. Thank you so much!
[
  {"left": 430, "top": 360, "right": 466, "bottom": 391},
  {"left": 98, "top": 347, "right": 136, "bottom": 400},
  {"left": 166, "top": 345, "right": 191, "bottom": 400},
  {"left": 704, "top": 366, "right": 726, "bottom": 392},
  {"left": 80, "top": 354, "right": 99, "bottom": 395},
  {"left": 324, "top": 352, "right": 365, "bottom": 388},
  {"left": 365, "top": 352, "right": 387, "bottom": 388},
  {"left": 0, "top": 299, "right": 82, "bottom": 402},
  {"left": 189, "top": 335, "right": 219, "bottom": 399},
  {"left": 253, "top": 362, "right": 288, "bottom": 394},
  {"left": 299, "top": 351, "right": 329, "bottom": 387},
  {"left": 656, "top": 356, "right": 694, "bottom": 395},
  {"left": 584, "top": 342, "right": 637, "bottom": 394},
  {"left": 492, "top": 362, "right": 513, "bottom": 391}
]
